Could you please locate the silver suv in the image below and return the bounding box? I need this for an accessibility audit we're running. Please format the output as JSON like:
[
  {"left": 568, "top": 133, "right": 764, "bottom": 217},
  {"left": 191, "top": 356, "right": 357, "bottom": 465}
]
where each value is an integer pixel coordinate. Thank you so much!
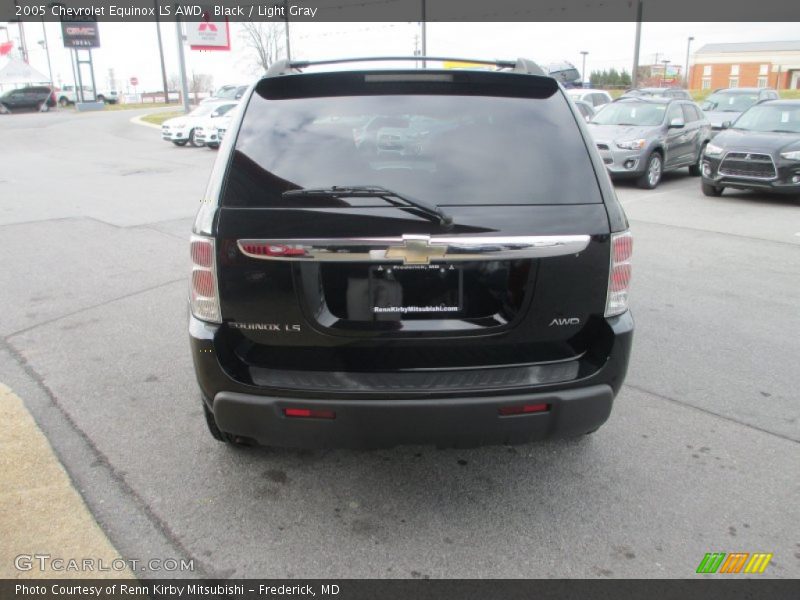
[{"left": 587, "top": 96, "right": 711, "bottom": 189}]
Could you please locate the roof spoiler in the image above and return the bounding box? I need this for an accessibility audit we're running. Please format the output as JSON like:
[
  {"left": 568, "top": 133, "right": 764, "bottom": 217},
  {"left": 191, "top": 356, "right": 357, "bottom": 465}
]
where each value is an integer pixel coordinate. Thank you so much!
[{"left": 264, "top": 56, "right": 547, "bottom": 78}]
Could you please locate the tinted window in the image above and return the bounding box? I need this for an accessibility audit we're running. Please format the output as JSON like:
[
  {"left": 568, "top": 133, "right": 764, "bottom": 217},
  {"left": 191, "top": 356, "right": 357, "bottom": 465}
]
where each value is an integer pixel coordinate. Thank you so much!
[
  {"left": 223, "top": 80, "right": 602, "bottom": 207},
  {"left": 212, "top": 103, "right": 237, "bottom": 117},
  {"left": 701, "top": 92, "right": 759, "bottom": 112},
  {"left": 667, "top": 103, "right": 683, "bottom": 123},
  {"left": 592, "top": 93, "right": 608, "bottom": 107},
  {"left": 681, "top": 104, "right": 700, "bottom": 122},
  {"left": 733, "top": 104, "right": 800, "bottom": 133}
]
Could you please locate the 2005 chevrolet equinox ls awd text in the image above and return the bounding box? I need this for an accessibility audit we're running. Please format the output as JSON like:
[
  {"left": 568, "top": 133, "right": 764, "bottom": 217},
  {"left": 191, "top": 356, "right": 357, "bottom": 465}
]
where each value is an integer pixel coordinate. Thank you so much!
[{"left": 189, "top": 56, "right": 634, "bottom": 449}]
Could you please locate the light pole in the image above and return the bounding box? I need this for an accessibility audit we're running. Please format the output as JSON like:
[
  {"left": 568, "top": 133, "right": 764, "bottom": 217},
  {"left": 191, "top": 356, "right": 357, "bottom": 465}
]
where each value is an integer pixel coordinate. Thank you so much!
[
  {"left": 154, "top": 0, "right": 170, "bottom": 104},
  {"left": 660, "top": 59, "right": 671, "bottom": 87},
  {"left": 631, "top": 0, "right": 643, "bottom": 88},
  {"left": 684, "top": 36, "right": 694, "bottom": 89},
  {"left": 283, "top": 0, "right": 291, "bottom": 61},
  {"left": 580, "top": 51, "right": 589, "bottom": 86},
  {"left": 39, "top": 20, "right": 53, "bottom": 86}
]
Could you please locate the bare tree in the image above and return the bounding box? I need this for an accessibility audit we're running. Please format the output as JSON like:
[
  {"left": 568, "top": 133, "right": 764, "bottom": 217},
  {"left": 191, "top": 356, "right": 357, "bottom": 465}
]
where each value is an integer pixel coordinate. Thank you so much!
[
  {"left": 240, "top": 22, "right": 285, "bottom": 73},
  {"left": 168, "top": 73, "right": 180, "bottom": 92},
  {"left": 189, "top": 72, "right": 214, "bottom": 103}
]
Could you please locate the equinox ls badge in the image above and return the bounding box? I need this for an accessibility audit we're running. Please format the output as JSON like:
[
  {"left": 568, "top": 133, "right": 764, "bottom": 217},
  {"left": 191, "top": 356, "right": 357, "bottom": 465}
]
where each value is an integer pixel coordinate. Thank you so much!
[
  {"left": 549, "top": 317, "right": 581, "bottom": 326},
  {"left": 229, "top": 322, "right": 301, "bottom": 332}
]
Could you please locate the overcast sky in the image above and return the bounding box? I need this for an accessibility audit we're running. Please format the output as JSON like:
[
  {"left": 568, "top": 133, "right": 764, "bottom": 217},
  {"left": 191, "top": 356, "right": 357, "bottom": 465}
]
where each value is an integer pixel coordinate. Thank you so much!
[{"left": 3, "top": 21, "right": 799, "bottom": 91}]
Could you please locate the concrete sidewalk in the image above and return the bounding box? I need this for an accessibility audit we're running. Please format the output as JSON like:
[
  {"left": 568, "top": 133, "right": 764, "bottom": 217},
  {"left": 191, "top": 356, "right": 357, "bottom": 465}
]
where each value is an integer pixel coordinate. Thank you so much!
[{"left": 0, "top": 382, "right": 133, "bottom": 579}]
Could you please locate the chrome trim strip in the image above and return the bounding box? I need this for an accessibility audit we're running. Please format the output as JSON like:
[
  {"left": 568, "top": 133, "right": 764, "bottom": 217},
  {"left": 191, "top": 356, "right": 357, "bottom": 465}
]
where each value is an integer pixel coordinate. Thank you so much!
[
  {"left": 238, "top": 234, "right": 591, "bottom": 264},
  {"left": 718, "top": 150, "right": 778, "bottom": 181}
]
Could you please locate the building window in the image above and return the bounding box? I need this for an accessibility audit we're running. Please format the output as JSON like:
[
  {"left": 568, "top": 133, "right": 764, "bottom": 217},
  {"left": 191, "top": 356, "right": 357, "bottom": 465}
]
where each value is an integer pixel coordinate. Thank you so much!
[
  {"left": 703, "top": 65, "right": 712, "bottom": 76},
  {"left": 702, "top": 78, "right": 711, "bottom": 89},
  {"left": 730, "top": 64, "right": 740, "bottom": 76},
  {"left": 757, "top": 76, "right": 768, "bottom": 88},
  {"left": 759, "top": 64, "right": 769, "bottom": 75},
  {"left": 729, "top": 77, "right": 739, "bottom": 88}
]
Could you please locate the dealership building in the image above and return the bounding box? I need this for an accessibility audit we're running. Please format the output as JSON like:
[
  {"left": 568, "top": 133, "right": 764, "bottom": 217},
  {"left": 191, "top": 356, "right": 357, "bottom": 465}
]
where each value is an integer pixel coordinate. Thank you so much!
[{"left": 689, "top": 41, "right": 800, "bottom": 90}]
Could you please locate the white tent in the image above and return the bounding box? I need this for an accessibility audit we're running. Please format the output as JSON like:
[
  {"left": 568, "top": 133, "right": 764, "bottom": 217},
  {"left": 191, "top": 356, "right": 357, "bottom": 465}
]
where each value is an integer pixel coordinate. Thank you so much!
[{"left": 0, "top": 58, "right": 50, "bottom": 91}]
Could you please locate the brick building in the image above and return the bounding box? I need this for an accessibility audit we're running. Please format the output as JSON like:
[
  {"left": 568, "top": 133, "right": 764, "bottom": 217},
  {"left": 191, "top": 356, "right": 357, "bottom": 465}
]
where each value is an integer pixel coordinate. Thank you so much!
[{"left": 689, "top": 41, "right": 800, "bottom": 91}]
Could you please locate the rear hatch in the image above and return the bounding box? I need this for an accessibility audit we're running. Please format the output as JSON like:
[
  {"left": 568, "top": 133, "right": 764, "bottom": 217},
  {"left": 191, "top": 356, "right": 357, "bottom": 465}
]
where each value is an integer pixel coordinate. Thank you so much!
[{"left": 212, "top": 70, "right": 613, "bottom": 382}]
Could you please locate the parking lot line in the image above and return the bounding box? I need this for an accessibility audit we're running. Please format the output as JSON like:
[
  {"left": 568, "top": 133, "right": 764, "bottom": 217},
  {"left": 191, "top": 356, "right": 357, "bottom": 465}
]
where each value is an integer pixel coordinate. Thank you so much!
[{"left": 0, "top": 382, "right": 133, "bottom": 579}]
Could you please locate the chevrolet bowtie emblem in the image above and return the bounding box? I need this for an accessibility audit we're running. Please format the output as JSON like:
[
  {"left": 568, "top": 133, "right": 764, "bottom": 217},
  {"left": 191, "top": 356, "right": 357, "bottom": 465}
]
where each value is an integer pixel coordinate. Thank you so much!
[{"left": 384, "top": 236, "right": 446, "bottom": 265}]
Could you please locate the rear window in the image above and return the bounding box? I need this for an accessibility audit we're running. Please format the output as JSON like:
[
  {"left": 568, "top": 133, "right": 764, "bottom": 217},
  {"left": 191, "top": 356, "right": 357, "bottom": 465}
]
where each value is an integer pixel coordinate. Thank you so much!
[{"left": 221, "top": 72, "right": 602, "bottom": 208}]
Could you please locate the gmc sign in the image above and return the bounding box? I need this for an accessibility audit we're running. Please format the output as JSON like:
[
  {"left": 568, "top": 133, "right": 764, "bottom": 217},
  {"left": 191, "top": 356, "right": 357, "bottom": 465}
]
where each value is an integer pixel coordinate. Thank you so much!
[{"left": 60, "top": 19, "right": 100, "bottom": 48}]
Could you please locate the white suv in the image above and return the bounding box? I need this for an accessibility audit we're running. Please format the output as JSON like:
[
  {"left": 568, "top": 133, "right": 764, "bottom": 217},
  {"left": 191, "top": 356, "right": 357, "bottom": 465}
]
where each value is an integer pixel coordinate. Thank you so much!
[{"left": 567, "top": 88, "right": 613, "bottom": 109}]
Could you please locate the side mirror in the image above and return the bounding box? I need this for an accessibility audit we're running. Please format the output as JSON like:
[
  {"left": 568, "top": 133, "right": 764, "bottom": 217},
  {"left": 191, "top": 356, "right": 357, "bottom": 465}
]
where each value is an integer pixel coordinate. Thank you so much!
[
  {"left": 210, "top": 110, "right": 220, "bottom": 118},
  {"left": 721, "top": 121, "right": 732, "bottom": 129},
  {"left": 669, "top": 117, "right": 685, "bottom": 129}
]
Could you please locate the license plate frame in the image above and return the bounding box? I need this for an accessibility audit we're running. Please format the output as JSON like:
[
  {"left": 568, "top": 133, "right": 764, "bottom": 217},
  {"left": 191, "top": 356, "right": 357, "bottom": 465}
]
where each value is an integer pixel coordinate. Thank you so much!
[{"left": 368, "top": 263, "right": 464, "bottom": 317}]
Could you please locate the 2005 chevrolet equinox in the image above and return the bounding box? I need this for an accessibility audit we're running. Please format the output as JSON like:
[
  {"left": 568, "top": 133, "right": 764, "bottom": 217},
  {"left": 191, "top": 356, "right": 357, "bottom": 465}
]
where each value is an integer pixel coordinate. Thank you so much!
[{"left": 189, "top": 56, "right": 634, "bottom": 449}]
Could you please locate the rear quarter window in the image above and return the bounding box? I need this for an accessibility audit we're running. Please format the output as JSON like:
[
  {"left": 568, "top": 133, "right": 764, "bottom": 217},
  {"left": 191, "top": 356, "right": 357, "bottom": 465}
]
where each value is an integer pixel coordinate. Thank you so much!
[{"left": 222, "top": 73, "right": 603, "bottom": 208}]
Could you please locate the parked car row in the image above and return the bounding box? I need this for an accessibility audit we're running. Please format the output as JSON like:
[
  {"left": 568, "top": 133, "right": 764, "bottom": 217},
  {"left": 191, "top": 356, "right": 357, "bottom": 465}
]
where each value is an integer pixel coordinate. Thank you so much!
[
  {"left": 161, "top": 100, "right": 239, "bottom": 148},
  {"left": 568, "top": 85, "right": 798, "bottom": 196},
  {"left": 1, "top": 84, "right": 121, "bottom": 114}
]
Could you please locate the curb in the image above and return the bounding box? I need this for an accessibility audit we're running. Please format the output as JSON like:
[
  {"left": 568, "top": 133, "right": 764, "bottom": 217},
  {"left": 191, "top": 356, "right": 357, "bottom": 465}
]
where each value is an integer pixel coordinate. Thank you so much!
[
  {"left": 129, "top": 114, "right": 163, "bottom": 130},
  {"left": 0, "top": 383, "right": 134, "bottom": 579}
]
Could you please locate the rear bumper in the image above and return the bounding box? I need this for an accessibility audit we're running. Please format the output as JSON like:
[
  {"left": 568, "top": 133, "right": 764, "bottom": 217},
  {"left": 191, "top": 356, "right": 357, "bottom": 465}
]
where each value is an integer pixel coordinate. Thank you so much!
[
  {"left": 190, "top": 311, "right": 634, "bottom": 448},
  {"left": 703, "top": 156, "right": 800, "bottom": 194},
  {"left": 212, "top": 385, "right": 614, "bottom": 449}
]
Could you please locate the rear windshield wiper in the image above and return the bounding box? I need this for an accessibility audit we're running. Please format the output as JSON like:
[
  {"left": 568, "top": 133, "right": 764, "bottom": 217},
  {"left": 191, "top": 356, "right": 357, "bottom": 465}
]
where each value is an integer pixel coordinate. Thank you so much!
[{"left": 282, "top": 185, "right": 454, "bottom": 227}]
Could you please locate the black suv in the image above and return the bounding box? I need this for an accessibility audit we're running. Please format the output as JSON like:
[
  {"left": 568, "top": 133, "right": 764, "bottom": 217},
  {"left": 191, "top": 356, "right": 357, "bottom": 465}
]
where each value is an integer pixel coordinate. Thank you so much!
[
  {"left": 0, "top": 86, "right": 56, "bottom": 112},
  {"left": 190, "top": 57, "right": 634, "bottom": 449},
  {"left": 701, "top": 100, "right": 800, "bottom": 196}
]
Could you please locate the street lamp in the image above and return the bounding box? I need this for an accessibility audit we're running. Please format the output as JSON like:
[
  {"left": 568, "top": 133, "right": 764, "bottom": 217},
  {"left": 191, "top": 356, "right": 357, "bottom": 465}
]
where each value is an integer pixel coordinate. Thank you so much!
[
  {"left": 684, "top": 36, "right": 694, "bottom": 89},
  {"left": 660, "top": 59, "right": 671, "bottom": 87},
  {"left": 38, "top": 21, "right": 54, "bottom": 86},
  {"left": 580, "top": 51, "right": 589, "bottom": 86}
]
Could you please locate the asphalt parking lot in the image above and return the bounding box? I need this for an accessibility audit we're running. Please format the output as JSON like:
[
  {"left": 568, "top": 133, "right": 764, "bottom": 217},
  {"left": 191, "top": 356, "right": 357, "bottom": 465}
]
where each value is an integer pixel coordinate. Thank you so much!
[{"left": 1, "top": 109, "right": 798, "bottom": 579}]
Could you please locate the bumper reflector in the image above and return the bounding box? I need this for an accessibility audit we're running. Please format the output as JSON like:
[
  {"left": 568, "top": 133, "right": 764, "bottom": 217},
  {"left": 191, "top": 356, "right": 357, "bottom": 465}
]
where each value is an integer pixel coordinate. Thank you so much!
[
  {"left": 498, "top": 403, "right": 550, "bottom": 416},
  {"left": 284, "top": 408, "right": 336, "bottom": 419}
]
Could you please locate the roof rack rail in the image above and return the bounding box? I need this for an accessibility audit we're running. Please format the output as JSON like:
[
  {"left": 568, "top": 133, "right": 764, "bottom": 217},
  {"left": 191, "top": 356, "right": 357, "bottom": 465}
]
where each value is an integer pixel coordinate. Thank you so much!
[{"left": 264, "top": 56, "right": 546, "bottom": 78}]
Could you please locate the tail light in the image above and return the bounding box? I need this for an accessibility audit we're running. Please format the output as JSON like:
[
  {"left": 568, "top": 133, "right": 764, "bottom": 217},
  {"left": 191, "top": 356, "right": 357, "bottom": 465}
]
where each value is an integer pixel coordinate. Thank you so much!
[
  {"left": 284, "top": 408, "right": 336, "bottom": 419},
  {"left": 190, "top": 235, "right": 221, "bottom": 323},
  {"left": 498, "top": 403, "right": 550, "bottom": 416},
  {"left": 605, "top": 230, "right": 633, "bottom": 317}
]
